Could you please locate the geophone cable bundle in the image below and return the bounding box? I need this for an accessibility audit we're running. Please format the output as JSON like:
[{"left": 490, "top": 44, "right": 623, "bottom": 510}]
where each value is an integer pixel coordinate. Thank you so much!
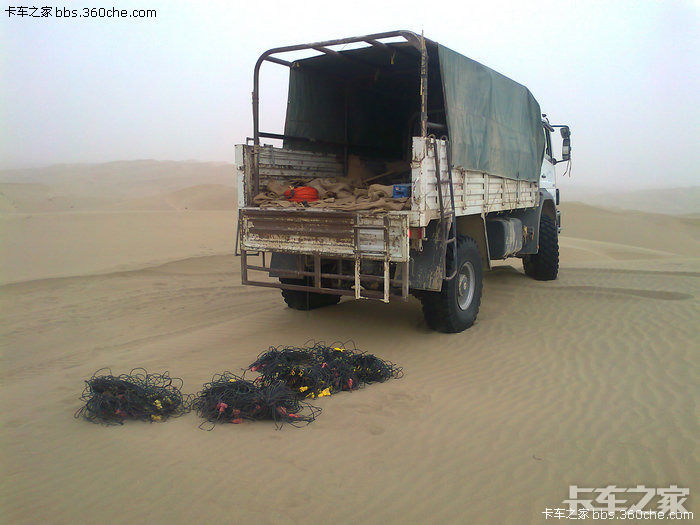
[
  {"left": 190, "top": 372, "right": 320, "bottom": 430},
  {"left": 248, "top": 342, "right": 403, "bottom": 399},
  {"left": 76, "top": 344, "right": 402, "bottom": 429},
  {"left": 74, "top": 368, "right": 191, "bottom": 425}
]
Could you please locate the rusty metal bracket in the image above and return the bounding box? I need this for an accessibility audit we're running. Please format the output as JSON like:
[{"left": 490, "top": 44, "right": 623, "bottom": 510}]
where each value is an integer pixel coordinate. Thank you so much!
[
  {"left": 241, "top": 249, "right": 408, "bottom": 302},
  {"left": 431, "top": 138, "right": 458, "bottom": 281}
]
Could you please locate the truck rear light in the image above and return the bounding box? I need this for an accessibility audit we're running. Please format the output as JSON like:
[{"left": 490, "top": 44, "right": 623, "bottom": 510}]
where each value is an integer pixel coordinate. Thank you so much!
[{"left": 409, "top": 227, "right": 424, "bottom": 239}]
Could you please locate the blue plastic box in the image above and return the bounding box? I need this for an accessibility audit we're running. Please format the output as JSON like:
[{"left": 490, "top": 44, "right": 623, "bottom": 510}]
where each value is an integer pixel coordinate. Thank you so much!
[{"left": 392, "top": 184, "right": 411, "bottom": 198}]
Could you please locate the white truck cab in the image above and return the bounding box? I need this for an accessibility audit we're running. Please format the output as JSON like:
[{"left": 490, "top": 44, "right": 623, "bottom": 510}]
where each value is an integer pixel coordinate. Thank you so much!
[{"left": 541, "top": 116, "right": 571, "bottom": 233}]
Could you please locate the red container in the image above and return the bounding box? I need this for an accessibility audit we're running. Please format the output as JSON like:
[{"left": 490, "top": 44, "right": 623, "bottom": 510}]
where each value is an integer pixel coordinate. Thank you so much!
[{"left": 284, "top": 186, "right": 319, "bottom": 203}]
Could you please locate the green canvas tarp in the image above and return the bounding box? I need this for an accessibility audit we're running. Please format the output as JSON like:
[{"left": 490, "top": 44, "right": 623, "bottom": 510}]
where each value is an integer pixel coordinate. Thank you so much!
[
  {"left": 283, "top": 44, "right": 422, "bottom": 160},
  {"left": 437, "top": 44, "right": 543, "bottom": 182},
  {"left": 283, "top": 41, "right": 544, "bottom": 183}
]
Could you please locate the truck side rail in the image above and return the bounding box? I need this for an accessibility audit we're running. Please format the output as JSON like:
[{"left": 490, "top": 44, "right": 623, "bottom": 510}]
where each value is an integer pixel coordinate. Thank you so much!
[{"left": 411, "top": 138, "right": 539, "bottom": 227}]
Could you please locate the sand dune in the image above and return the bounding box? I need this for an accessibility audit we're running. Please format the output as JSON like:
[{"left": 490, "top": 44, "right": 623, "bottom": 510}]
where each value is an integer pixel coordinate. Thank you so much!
[
  {"left": 1, "top": 167, "right": 697, "bottom": 523},
  {"left": 559, "top": 202, "right": 700, "bottom": 257},
  {"left": 0, "top": 160, "right": 236, "bottom": 212},
  {"left": 561, "top": 185, "right": 700, "bottom": 216},
  {"left": 0, "top": 160, "right": 234, "bottom": 189},
  {"left": 111, "top": 184, "right": 238, "bottom": 211},
  {"left": 0, "top": 211, "right": 236, "bottom": 284}
]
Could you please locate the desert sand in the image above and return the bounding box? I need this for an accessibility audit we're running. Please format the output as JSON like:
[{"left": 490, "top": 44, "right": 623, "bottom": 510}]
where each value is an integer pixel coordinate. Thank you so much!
[{"left": 1, "top": 163, "right": 698, "bottom": 523}]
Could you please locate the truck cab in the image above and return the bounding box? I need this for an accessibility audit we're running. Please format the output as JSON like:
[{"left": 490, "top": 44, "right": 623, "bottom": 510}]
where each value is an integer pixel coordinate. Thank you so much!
[{"left": 540, "top": 117, "right": 571, "bottom": 234}]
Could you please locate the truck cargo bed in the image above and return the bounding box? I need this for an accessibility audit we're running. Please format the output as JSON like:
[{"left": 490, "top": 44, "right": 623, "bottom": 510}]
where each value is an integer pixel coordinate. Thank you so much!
[{"left": 236, "top": 138, "right": 539, "bottom": 228}]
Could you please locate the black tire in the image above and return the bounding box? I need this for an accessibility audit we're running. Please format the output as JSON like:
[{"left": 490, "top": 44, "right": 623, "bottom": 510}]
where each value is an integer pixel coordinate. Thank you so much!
[
  {"left": 523, "top": 214, "right": 559, "bottom": 281},
  {"left": 420, "top": 236, "right": 483, "bottom": 333},
  {"left": 280, "top": 278, "right": 341, "bottom": 310}
]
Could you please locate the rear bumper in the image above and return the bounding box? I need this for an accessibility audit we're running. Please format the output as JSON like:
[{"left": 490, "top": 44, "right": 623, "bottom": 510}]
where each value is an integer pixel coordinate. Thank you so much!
[
  {"left": 238, "top": 208, "right": 411, "bottom": 301},
  {"left": 240, "top": 252, "right": 410, "bottom": 301}
]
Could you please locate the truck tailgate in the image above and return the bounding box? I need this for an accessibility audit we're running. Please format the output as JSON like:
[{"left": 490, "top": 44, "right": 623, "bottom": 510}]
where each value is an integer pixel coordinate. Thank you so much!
[{"left": 239, "top": 208, "right": 409, "bottom": 261}]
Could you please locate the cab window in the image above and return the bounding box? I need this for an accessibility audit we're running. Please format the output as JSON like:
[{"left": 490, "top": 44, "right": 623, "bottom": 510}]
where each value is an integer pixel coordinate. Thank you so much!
[{"left": 543, "top": 128, "right": 553, "bottom": 159}]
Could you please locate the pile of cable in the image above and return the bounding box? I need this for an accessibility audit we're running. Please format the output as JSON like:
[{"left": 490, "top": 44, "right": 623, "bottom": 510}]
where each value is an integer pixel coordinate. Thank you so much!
[
  {"left": 249, "top": 346, "right": 330, "bottom": 398},
  {"left": 248, "top": 342, "right": 403, "bottom": 399},
  {"left": 190, "top": 372, "right": 320, "bottom": 430},
  {"left": 74, "top": 368, "right": 192, "bottom": 425}
]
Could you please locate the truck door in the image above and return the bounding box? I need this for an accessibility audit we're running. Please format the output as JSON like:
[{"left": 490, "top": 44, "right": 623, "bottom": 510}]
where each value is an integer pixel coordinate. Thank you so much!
[{"left": 540, "top": 126, "right": 556, "bottom": 194}]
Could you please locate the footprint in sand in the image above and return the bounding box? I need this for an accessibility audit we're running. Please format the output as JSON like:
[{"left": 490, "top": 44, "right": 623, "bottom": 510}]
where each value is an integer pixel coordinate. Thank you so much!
[{"left": 368, "top": 423, "right": 385, "bottom": 436}]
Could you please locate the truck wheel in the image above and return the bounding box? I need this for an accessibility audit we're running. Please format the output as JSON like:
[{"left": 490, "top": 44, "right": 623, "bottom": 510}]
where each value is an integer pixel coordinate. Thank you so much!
[
  {"left": 420, "top": 236, "right": 483, "bottom": 333},
  {"left": 523, "top": 214, "right": 559, "bottom": 281},
  {"left": 279, "top": 278, "right": 341, "bottom": 310}
]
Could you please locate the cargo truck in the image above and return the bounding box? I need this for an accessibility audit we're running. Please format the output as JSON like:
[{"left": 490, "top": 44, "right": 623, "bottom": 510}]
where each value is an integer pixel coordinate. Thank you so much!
[{"left": 236, "top": 30, "right": 571, "bottom": 333}]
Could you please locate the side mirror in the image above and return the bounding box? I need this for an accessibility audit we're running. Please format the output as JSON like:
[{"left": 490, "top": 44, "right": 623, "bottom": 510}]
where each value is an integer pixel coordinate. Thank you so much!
[
  {"left": 562, "top": 138, "right": 571, "bottom": 161},
  {"left": 561, "top": 126, "right": 571, "bottom": 161}
]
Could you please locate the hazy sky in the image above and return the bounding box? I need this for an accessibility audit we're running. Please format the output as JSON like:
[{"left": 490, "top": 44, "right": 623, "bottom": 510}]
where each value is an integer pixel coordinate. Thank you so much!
[{"left": 2, "top": 0, "right": 698, "bottom": 189}]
